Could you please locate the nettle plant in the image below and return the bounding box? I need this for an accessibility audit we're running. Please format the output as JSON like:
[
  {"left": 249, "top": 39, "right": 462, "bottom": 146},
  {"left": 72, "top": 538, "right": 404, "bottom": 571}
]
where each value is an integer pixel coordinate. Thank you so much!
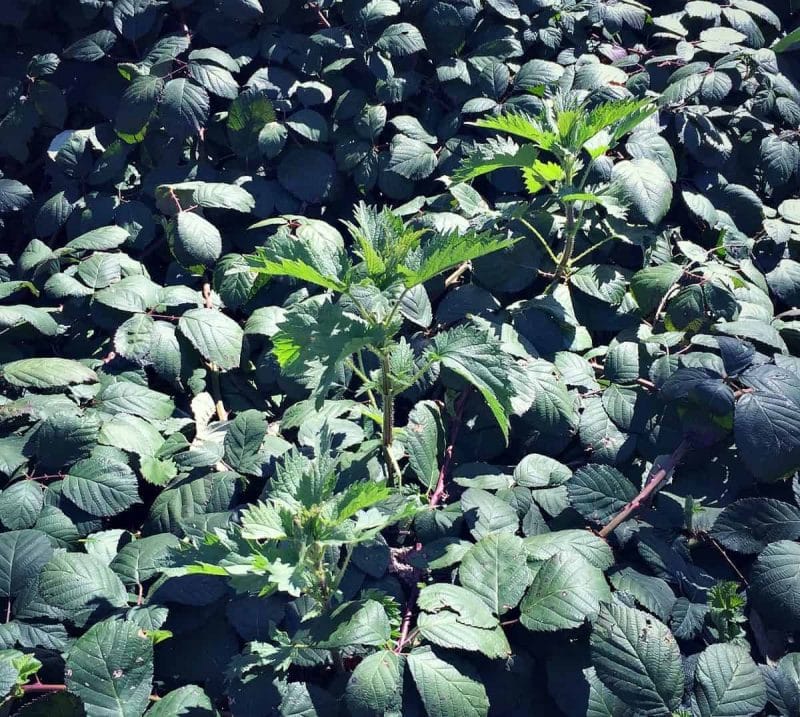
[
  {"left": 247, "top": 205, "right": 526, "bottom": 481},
  {"left": 456, "top": 92, "right": 669, "bottom": 287}
]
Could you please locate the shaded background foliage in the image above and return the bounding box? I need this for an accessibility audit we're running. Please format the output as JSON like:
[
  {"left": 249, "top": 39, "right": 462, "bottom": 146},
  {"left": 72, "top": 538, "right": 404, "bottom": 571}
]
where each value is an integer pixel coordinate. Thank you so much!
[{"left": 2, "top": 0, "right": 800, "bottom": 715}]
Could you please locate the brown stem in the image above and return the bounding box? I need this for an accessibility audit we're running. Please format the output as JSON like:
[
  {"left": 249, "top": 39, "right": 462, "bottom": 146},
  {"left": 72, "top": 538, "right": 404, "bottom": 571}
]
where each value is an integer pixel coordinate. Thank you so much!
[
  {"left": 27, "top": 473, "right": 64, "bottom": 482},
  {"left": 444, "top": 261, "right": 470, "bottom": 287},
  {"left": 393, "top": 585, "right": 419, "bottom": 654},
  {"left": 704, "top": 535, "right": 748, "bottom": 585},
  {"left": 316, "top": 8, "right": 331, "bottom": 27},
  {"left": 21, "top": 684, "right": 66, "bottom": 694},
  {"left": 598, "top": 440, "right": 690, "bottom": 538},
  {"left": 429, "top": 389, "right": 471, "bottom": 508},
  {"left": 167, "top": 187, "right": 183, "bottom": 214}
]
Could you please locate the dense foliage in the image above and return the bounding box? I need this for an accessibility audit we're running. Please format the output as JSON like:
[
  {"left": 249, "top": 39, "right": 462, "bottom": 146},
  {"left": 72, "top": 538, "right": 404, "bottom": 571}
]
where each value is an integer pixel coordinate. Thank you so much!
[{"left": 2, "top": 0, "right": 800, "bottom": 715}]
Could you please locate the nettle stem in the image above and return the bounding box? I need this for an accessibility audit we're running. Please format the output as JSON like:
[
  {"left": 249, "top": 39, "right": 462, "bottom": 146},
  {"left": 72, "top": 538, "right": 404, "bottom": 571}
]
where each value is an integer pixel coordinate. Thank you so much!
[
  {"left": 599, "top": 440, "right": 690, "bottom": 538},
  {"left": 548, "top": 200, "right": 576, "bottom": 291},
  {"left": 380, "top": 351, "right": 401, "bottom": 486}
]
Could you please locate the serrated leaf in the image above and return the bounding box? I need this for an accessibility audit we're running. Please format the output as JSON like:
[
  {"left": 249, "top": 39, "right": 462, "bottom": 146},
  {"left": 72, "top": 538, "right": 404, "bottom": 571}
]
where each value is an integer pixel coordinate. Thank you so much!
[
  {"left": 460, "top": 488, "right": 518, "bottom": 540},
  {"left": 522, "top": 530, "right": 614, "bottom": 570},
  {"left": 178, "top": 309, "right": 243, "bottom": 370},
  {"left": 346, "top": 651, "right": 403, "bottom": 716},
  {"left": 520, "top": 552, "right": 610, "bottom": 631},
  {"left": 407, "top": 646, "right": 489, "bottom": 717},
  {"left": 171, "top": 212, "right": 222, "bottom": 268},
  {"left": 711, "top": 498, "right": 800, "bottom": 554},
  {"left": 568, "top": 465, "right": 637, "bottom": 525},
  {"left": 387, "top": 135, "right": 436, "bottom": 180},
  {"left": 98, "top": 382, "right": 174, "bottom": 419},
  {"left": 630, "top": 263, "right": 682, "bottom": 315},
  {"left": 610, "top": 159, "right": 673, "bottom": 225},
  {"left": 40, "top": 553, "right": 128, "bottom": 613},
  {"left": 0, "top": 179, "right": 33, "bottom": 214},
  {"left": 187, "top": 62, "right": 238, "bottom": 99},
  {"left": 110, "top": 534, "right": 180, "bottom": 586},
  {"left": 693, "top": 643, "right": 767, "bottom": 717},
  {"left": 458, "top": 533, "right": 530, "bottom": 615},
  {"left": 0, "top": 482, "right": 43, "bottom": 530},
  {"left": 63, "top": 457, "right": 141, "bottom": 517},
  {"left": 160, "top": 79, "right": 209, "bottom": 136},
  {"left": 2, "top": 358, "right": 97, "bottom": 389},
  {"left": 399, "top": 230, "right": 517, "bottom": 288},
  {"left": 0, "top": 530, "right": 53, "bottom": 598},
  {"left": 591, "top": 602, "right": 684, "bottom": 715},
  {"left": 145, "top": 685, "right": 217, "bottom": 716},
  {"left": 749, "top": 540, "right": 800, "bottom": 630},
  {"left": 248, "top": 224, "right": 349, "bottom": 291},
  {"left": 375, "top": 23, "right": 426, "bottom": 56},
  {"left": 310, "top": 600, "right": 391, "bottom": 648},
  {"left": 405, "top": 401, "right": 443, "bottom": 490},
  {"left": 429, "top": 325, "right": 523, "bottom": 440},
  {"left": 65, "top": 619, "right": 153, "bottom": 717},
  {"left": 223, "top": 409, "right": 267, "bottom": 475}
]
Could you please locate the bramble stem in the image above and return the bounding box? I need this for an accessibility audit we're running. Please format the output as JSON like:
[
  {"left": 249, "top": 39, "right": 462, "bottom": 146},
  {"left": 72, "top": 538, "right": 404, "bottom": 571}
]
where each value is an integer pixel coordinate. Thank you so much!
[
  {"left": 599, "top": 440, "right": 690, "bottom": 538},
  {"left": 429, "top": 389, "right": 471, "bottom": 508},
  {"left": 394, "top": 585, "right": 419, "bottom": 654}
]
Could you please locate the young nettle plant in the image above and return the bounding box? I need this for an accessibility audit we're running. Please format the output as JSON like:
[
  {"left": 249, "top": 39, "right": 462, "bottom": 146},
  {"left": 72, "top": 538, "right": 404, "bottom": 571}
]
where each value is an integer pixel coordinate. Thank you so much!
[
  {"left": 182, "top": 429, "right": 417, "bottom": 603},
  {"left": 173, "top": 429, "right": 417, "bottom": 674},
  {"left": 247, "top": 205, "right": 526, "bottom": 484},
  {"left": 455, "top": 93, "right": 667, "bottom": 288}
]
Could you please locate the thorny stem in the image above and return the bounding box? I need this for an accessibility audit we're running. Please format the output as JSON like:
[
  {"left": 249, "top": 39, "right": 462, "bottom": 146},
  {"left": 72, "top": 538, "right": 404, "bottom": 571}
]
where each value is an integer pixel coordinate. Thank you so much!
[
  {"left": 202, "top": 282, "right": 228, "bottom": 422},
  {"left": 599, "top": 440, "right": 690, "bottom": 538},
  {"left": 21, "top": 684, "right": 66, "bottom": 694},
  {"left": 704, "top": 535, "right": 748, "bottom": 585},
  {"left": 20, "top": 684, "right": 163, "bottom": 702},
  {"left": 429, "top": 389, "right": 471, "bottom": 508},
  {"left": 394, "top": 584, "right": 420, "bottom": 654}
]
